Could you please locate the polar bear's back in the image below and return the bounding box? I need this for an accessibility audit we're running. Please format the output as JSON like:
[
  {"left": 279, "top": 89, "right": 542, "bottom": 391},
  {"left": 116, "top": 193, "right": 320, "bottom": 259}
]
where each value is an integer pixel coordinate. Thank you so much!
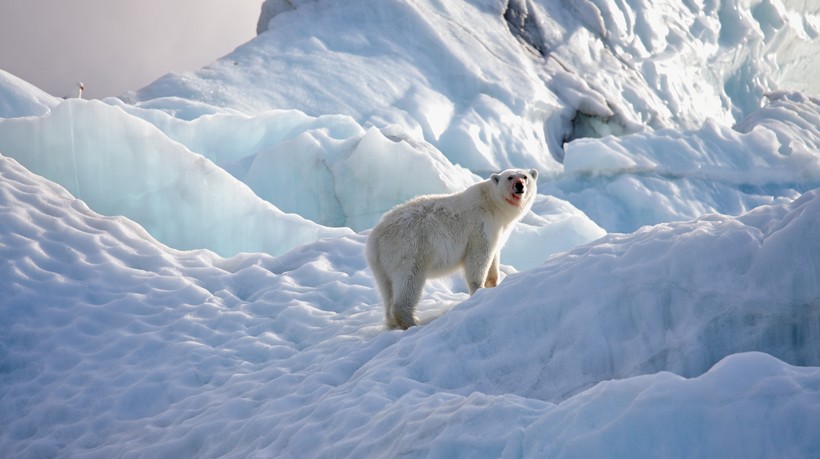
[{"left": 369, "top": 183, "right": 489, "bottom": 277}]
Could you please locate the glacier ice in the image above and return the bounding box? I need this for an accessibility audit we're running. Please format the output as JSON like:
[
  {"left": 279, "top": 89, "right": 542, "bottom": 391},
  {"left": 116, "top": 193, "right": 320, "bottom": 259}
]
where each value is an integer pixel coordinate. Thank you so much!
[
  {"left": 0, "top": 96, "right": 603, "bottom": 267},
  {"left": 551, "top": 92, "right": 820, "bottom": 232},
  {"left": 0, "top": 100, "right": 349, "bottom": 257}
]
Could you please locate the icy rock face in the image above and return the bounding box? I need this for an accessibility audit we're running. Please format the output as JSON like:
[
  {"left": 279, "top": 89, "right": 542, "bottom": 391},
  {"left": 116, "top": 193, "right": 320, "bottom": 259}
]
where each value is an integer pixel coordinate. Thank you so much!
[
  {"left": 360, "top": 188, "right": 820, "bottom": 401},
  {"left": 0, "top": 69, "right": 59, "bottom": 118},
  {"left": 0, "top": 100, "right": 349, "bottom": 257}
]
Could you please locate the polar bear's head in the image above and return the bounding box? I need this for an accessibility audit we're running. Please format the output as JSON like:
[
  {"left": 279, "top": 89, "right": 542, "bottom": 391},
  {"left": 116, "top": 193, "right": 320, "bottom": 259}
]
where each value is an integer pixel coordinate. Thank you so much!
[{"left": 490, "top": 168, "right": 538, "bottom": 212}]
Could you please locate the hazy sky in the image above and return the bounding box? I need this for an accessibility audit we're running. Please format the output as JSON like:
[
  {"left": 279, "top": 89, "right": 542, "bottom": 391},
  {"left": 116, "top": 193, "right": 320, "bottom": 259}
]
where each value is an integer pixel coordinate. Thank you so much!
[{"left": 0, "top": 0, "right": 262, "bottom": 99}]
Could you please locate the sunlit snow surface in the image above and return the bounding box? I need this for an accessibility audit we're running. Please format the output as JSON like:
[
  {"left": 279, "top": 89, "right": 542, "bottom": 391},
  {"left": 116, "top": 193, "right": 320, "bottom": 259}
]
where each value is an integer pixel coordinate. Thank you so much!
[
  {"left": 1, "top": 152, "right": 819, "bottom": 457},
  {"left": 1, "top": 0, "right": 820, "bottom": 457}
]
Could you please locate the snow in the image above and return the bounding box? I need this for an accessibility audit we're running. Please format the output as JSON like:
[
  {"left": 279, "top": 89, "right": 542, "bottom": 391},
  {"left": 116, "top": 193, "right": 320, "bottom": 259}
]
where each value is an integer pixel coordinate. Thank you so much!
[
  {"left": 1, "top": 0, "right": 819, "bottom": 456},
  {"left": 0, "top": 69, "right": 58, "bottom": 118},
  {"left": 131, "top": 0, "right": 819, "bottom": 164},
  {"left": 1, "top": 151, "right": 818, "bottom": 457}
]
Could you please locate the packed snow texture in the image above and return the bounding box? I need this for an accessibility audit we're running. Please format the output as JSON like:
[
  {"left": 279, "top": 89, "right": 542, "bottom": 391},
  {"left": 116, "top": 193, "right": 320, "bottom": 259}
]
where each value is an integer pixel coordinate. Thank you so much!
[
  {"left": 1, "top": 152, "right": 819, "bottom": 457},
  {"left": 1, "top": 0, "right": 820, "bottom": 456}
]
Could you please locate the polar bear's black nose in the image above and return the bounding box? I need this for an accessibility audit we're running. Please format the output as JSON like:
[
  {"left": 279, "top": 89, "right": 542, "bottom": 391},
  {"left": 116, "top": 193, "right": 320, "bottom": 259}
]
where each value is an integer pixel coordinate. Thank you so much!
[{"left": 514, "top": 181, "right": 525, "bottom": 194}]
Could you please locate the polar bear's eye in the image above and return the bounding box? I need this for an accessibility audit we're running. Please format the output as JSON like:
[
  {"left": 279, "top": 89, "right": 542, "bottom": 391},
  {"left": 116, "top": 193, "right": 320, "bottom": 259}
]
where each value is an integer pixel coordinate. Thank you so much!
[{"left": 507, "top": 176, "right": 513, "bottom": 181}]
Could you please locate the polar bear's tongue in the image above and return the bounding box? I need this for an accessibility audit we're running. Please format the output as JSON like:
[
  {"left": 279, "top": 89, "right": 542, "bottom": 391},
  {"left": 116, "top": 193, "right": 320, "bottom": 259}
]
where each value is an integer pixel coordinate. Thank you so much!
[{"left": 505, "top": 193, "right": 522, "bottom": 206}]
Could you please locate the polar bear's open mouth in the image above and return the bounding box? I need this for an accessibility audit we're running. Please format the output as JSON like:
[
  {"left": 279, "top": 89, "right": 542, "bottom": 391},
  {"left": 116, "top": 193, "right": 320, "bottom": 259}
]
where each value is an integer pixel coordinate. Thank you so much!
[{"left": 506, "top": 191, "right": 523, "bottom": 206}]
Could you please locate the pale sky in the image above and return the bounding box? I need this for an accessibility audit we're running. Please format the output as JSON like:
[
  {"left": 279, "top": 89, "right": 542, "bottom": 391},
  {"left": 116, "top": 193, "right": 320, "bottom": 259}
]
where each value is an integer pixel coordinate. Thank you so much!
[{"left": 0, "top": 0, "right": 262, "bottom": 99}]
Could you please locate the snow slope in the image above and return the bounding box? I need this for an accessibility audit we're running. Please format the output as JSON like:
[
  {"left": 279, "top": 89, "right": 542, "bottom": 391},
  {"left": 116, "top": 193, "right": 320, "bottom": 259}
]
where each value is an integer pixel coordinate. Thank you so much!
[
  {"left": 130, "top": 0, "right": 820, "bottom": 235},
  {"left": 1, "top": 151, "right": 818, "bottom": 457},
  {"left": 134, "top": 0, "right": 820, "bottom": 164},
  {"left": 0, "top": 69, "right": 58, "bottom": 118},
  {"left": 1, "top": 0, "right": 819, "bottom": 456}
]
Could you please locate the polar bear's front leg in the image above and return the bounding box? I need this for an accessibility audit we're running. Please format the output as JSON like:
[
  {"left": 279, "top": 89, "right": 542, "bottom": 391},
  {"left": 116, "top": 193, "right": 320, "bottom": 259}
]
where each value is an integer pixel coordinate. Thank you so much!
[
  {"left": 464, "top": 240, "right": 494, "bottom": 295},
  {"left": 484, "top": 253, "right": 500, "bottom": 288}
]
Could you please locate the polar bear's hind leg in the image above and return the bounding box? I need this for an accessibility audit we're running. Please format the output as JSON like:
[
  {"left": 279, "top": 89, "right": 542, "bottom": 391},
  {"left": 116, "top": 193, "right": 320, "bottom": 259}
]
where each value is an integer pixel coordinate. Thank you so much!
[{"left": 389, "top": 267, "right": 425, "bottom": 330}]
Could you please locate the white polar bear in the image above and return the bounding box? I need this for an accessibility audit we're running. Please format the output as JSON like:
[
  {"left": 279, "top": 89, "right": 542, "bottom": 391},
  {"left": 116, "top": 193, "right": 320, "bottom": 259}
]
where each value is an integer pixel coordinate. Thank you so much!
[{"left": 366, "top": 169, "right": 538, "bottom": 329}]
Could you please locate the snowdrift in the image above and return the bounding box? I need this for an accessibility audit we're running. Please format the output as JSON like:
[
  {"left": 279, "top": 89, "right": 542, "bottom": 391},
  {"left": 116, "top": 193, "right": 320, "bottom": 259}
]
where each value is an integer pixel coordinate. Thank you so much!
[
  {"left": 373, "top": 186, "right": 820, "bottom": 401},
  {"left": 0, "top": 69, "right": 58, "bottom": 118},
  {"left": 1, "top": 152, "right": 818, "bottom": 457}
]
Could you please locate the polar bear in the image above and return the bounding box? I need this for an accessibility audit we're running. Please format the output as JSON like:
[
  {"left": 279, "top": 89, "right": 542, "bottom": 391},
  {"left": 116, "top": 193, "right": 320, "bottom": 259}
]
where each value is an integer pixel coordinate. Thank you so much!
[{"left": 366, "top": 169, "right": 538, "bottom": 329}]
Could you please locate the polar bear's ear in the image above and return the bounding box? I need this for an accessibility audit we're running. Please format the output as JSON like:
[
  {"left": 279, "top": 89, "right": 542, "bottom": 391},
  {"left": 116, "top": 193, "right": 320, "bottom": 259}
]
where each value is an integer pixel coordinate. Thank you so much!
[
  {"left": 491, "top": 173, "right": 500, "bottom": 184},
  {"left": 529, "top": 169, "right": 538, "bottom": 180}
]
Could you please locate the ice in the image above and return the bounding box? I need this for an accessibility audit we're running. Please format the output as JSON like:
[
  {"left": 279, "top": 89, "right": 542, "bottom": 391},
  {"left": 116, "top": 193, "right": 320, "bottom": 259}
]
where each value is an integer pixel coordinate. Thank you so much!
[
  {"left": 0, "top": 69, "right": 58, "bottom": 118},
  {"left": 133, "top": 0, "right": 818, "bottom": 170},
  {"left": 1, "top": 0, "right": 819, "bottom": 456},
  {"left": 120, "top": 0, "right": 820, "bottom": 235},
  {"left": 551, "top": 92, "right": 820, "bottom": 232},
  {"left": 0, "top": 94, "right": 600, "bottom": 266},
  {"left": 0, "top": 99, "right": 349, "bottom": 257},
  {"left": 104, "top": 103, "right": 479, "bottom": 230}
]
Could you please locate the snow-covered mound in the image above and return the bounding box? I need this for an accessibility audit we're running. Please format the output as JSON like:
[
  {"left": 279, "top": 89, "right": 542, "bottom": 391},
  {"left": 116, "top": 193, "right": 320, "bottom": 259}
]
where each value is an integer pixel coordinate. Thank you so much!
[
  {"left": 551, "top": 91, "right": 820, "bottom": 231},
  {"left": 1, "top": 153, "right": 818, "bottom": 457},
  {"left": 366, "top": 186, "right": 820, "bottom": 401},
  {"left": 133, "top": 0, "right": 819, "bottom": 170},
  {"left": 0, "top": 69, "right": 58, "bottom": 118}
]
